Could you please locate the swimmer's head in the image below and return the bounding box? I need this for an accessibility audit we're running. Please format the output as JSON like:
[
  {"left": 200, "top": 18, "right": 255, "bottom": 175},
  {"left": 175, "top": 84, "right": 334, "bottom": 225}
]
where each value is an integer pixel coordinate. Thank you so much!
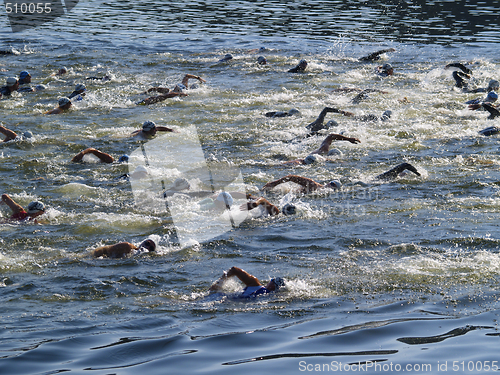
[
  {"left": 139, "top": 239, "right": 156, "bottom": 252},
  {"left": 326, "top": 120, "right": 339, "bottom": 128},
  {"left": 19, "top": 71, "right": 31, "bottom": 82},
  {"left": 215, "top": 192, "right": 233, "bottom": 207},
  {"left": 382, "top": 63, "right": 392, "bottom": 71},
  {"left": 27, "top": 201, "right": 45, "bottom": 215},
  {"left": 175, "top": 84, "right": 186, "bottom": 91},
  {"left": 268, "top": 277, "right": 286, "bottom": 291},
  {"left": 58, "top": 67, "right": 68, "bottom": 75},
  {"left": 75, "top": 83, "right": 86, "bottom": 92},
  {"left": 173, "top": 178, "right": 190, "bottom": 191},
  {"left": 257, "top": 56, "right": 267, "bottom": 65},
  {"left": 118, "top": 155, "right": 129, "bottom": 163},
  {"left": 281, "top": 203, "right": 296, "bottom": 216},
  {"left": 303, "top": 155, "right": 317, "bottom": 165},
  {"left": 488, "top": 80, "right": 500, "bottom": 91},
  {"left": 22, "top": 131, "right": 33, "bottom": 139},
  {"left": 381, "top": 110, "right": 392, "bottom": 121},
  {"left": 486, "top": 91, "right": 498, "bottom": 102},
  {"left": 142, "top": 121, "right": 157, "bottom": 133},
  {"left": 6, "top": 77, "right": 18, "bottom": 87},
  {"left": 327, "top": 148, "right": 343, "bottom": 157},
  {"left": 288, "top": 108, "right": 300, "bottom": 116},
  {"left": 220, "top": 53, "right": 233, "bottom": 62},
  {"left": 328, "top": 180, "right": 342, "bottom": 190},
  {"left": 58, "top": 97, "right": 72, "bottom": 108}
]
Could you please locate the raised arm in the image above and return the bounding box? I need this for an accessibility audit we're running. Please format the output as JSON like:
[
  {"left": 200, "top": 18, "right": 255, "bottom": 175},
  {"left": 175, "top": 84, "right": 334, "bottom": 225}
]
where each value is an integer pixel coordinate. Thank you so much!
[
  {"left": 241, "top": 197, "right": 280, "bottom": 216},
  {"left": 1, "top": 194, "right": 24, "bottom": 214},
  {"left": 262, "top": 175, "right": 322, "bottom": 193},
  {"left": 312, "top": 133, "right": 361, "bottom": 155},
  {"left": 72, "top": 148, "right": 114, "bottom": 163},
  {"left": 0, "top": 125, "right": 18, "bottom": 142},
  {"left": 359, "top": 48, "right": 396, "bottom": 61},
  {"left": 181, "top": 74, "right": 206, "bottom": 86},
  {"left": 92, "top": 242, "right": 138, "bottom": 258},
  {"left": 156, "top": 126, "right": 178, "bottom": 133}
]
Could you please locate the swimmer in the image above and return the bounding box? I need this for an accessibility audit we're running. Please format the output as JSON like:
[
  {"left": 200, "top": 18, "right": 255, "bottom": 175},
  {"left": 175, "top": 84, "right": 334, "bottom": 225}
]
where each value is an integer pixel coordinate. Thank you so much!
[
  {"left": 138, "top": 74, "right": 204, "bottom": 105},
  {"left": 17, "top": 71, "right": 43, "bottom": 93},
  {"left": 283, "top": 133, "right": 361, "bottom": 165},
  {"left": 265, "top": 108, "right": 300, "bottom": 118},
  {"left": 0, "top": 77, "right": 19, "bottom": 97},
  {"left": 445, "top": 63, "right": 474, "bottom": 92},
  {"left": 45, "top": 97, "right": 72, "bottom": 115},
  {"left": 359, "top": 48, "right": 396, "bottom": 62},
  {"left": 376, "top": 63, "right": 394, "bottom": 77},
  {"left": 288, "top": 59, "right": 308, "bottom": 73},
  {"left": 53, "top": 67, "right": 68, "bottom": 76},
  {"left": 1, "top": 194, "right": 45, "bottom": 222},
  {"left": 208, "top": 266, "right": 286, "bottom": 298},
  {"left": 240, "top": 196, "right": 297, "bottom": 216},
  {"left": 306, "top": 107, "right": 355, "bottom": 134},
  {"left": 86, "top": 75, "right": 111, "bottom": 81},
  {"left": 71, "top": 148, "right": 128, "bottom": 164},
  {"left": 466, "top": 91, "right": 498, "bottom": 110},
  {"left": 263, "top": 163, "right": 420, "bottom": 193},
  {"left": 0, "top": 48, "right": 20, "bottom": 56},
  {"left": 18, "top": 70, "right": 31, "bottom": 85},
  {"left": 130, "top": 120, "right": 177, "bottom": 139},
  {"left": 257, "top": 56, "right": 267, "bottom": 65},
  {"left": 343, "top": 109, "right": 393, "bottom": 122},
  {"left": 482, "top": 103, "right": 500, "bottom": 120},
  {"left": 218, "top": 53, "right": 233, "bottom": 62},
  {"left": 91, "top": 239, "right": 156, "bottom": 258},
  {"left": 68, "top": 84, "right": 86, "bottom": 100}
]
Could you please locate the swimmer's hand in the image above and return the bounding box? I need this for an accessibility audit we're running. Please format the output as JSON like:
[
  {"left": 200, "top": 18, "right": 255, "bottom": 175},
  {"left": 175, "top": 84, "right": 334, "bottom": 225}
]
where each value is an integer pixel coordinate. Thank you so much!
[{"left": 346, "top": 137, "right": 361, "bottom": 144}]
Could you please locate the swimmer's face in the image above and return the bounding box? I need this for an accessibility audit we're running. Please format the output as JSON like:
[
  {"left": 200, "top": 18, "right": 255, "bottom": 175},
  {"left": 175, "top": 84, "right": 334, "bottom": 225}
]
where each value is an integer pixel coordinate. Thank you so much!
[
  {"left": 144, "top": 127, "right": 157, "bottom": 136},
  {"left": 265, "top": 279, "right": 276, "bottom": 291},
  {"left": 10, "top": 81, "right": 19, "bottom": 91},
  {"left": 23, "top": 75, "right": 32, "bottom": 83},
  {"left": 62, "top": 102, "right": 72, "bottom": 110}
]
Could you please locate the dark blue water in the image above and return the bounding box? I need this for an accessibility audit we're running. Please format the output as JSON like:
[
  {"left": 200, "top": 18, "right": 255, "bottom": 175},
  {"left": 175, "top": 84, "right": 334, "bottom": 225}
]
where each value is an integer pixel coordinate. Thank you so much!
[{"left": 1, "top": 1, "right": 500, "bottom": 374}]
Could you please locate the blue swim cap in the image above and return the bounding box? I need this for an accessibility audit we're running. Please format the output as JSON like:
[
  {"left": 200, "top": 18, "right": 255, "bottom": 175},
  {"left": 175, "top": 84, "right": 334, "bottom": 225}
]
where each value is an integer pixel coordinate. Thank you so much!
[
  {"left": 118, "top": 155, "right": 129, "bottom": 163},
  {"left": 487, "top": 91, "right": 498, "bottom": 101},
  {"left": 20, "top": 71, "right": 30, "bottom": 79}
]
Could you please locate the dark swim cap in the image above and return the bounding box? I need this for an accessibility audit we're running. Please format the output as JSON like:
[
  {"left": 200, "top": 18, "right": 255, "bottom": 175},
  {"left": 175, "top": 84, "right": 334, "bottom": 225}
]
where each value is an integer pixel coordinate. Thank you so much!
[{"left": 140, "top": 239, "right": 156, "bottom": 252}]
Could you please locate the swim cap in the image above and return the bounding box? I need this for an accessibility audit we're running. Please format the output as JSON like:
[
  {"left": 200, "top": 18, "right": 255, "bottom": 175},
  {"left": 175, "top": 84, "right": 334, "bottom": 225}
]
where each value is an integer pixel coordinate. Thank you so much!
[
  {"left": 288, "top": 108, "right": 300, "bottom": 116},
  {"left": 488, "top": 80, "right": 499, "bottom": 90},
  {"left": 173, "top": 178, "right": 190, "bottom": 191},
  {"left": 299, "top": 59, "right": 307, "bottom": 66},
  {"left": 142, "top": 121, "right": 156, "bottom": 132},
  {"left": 486, "top": 91, "right": 498, "bottom": 101},
  {"left": 326, "top": 120, "right": 338, "bottom": 128},
  {"left": 381, "top": 110, "right": 392, "bottom": 121},
  {"left": 23, "top": 131, "right": 33, "bottom": 139},
  {"left": 257, "top": 56, "right": 267, "bottom": 65},
  {"left": 58, "top": 97, "right": 71, "bottom": 106},
  {"left": 35, "top": 84, "right": 46, "bottom": 91},
  {"left": 139, "top": 239, "right": 156, "bottom": 252},
  {"left": 75, "top": 83, "right": 86, "bottom": 92},
  {"left": 118, "top": 155, "right": 129, "bottom": 163},
  {"left": 328, "top": 180, "right": 342, "bottom": 190},
  {"left": 327, "top": 148, "right": 343, "bottom": 157},
  {"left": 303, "top": 155, "right": 317, "bottom": 165},
  {"left": 271, "top": 277, "right": 286, "bottom": 291},
  {"left": 6, "top": 77, "right": 18, "bottom": 87},
  {"left": 27, "top": 201, "right": 45, "bottom": 214},
  {"left": 282, "top": 203, "right": 296, "bottom": 215},
  {"left": 382, "top": 63, "right": 393, "bottom": 70},
  {"left": 216, "top": 192, "right": 233, "bottom": 207},
  {"left": 19, "top": 71, "right": 30, "bottom": 79}
]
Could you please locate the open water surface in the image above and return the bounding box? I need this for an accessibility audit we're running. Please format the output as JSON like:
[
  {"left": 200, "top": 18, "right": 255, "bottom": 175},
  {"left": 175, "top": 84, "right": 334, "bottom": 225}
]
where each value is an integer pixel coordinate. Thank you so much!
[{"left": 1, "top": 1, "right": 500, "bottom": 374}]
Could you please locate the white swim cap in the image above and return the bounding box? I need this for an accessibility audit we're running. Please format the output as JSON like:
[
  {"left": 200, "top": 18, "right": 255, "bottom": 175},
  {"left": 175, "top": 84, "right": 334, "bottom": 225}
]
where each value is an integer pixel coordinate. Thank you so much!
[
  {"left": 216, "top": 192, "right": 233, "bottom": 207},
  {"left": 328, "top": 180, "right": 342, "bottom": 190},
  {"left": 288, "top": 108, "right": 300, "bottom": 116},
  {"left": 488, "top": 80, "right": 499, "bottom": 90},
  {"left": 271, "top": 277, "right": 286, "bottom": 291},
  {"left": 58, "top": 97, "right": 71, "bottom": 106},
  {"left": 6, "top": 77, "right": 18, "bottom": 87},
  {"left": 23, "top": 131, "right": 33, "bottom": 139},
  {"left": 327, "top": 148, "right": 343, "bottom": 157},
  {"left": 382, "top": 63, "right": 393, "bottom": 70},
  {"left": 326, "top": 120, "right": 339, "bottom": 128},
  {"left": 75, "top": 83, "right": 86, "bottom": 92},
  {"left": 303, "top": 155, "right": 317, "bottom": 165},
  {"left": 173, "top": 178, "right": 190, "bottom": 191},
  {"left": 27, "top": 201, "right": 45, "bottom": 214},
  {"left": 142, "top": 121, "right": 156, "bottom": 132}
]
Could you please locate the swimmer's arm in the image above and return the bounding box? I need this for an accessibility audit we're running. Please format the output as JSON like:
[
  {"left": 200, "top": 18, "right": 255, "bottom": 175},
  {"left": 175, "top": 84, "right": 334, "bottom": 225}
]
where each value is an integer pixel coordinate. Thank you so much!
[
  {"left": 156, "top": 126, "right": 178, "bottom": 133},
  {"left": 0, "top": 125, "right": 18, "bottom": 142},
  {"left": 445, "top": 63, "right": 472, "bottom": 75},
  {"left": 93, "top": 242, "right": 137, "bottom": 258},
  {"left": 263, "top": 175, "right": 321, "bottom": 192},
  {"left": 240, "top": 197, "right": 279, "bottom": 215},
  {"left": 72, "top": 148, "right": 114, "bottom": 163},
  {"left": 182, "top": 74, "right": 206, "bottom": 86},
  {"left": 227, "top": 266, "right": 262, "bottom": 287},
  {"left": 1, "top": 194, "right": 23, "bottom": 214},
  {"left": 145, "top": 87, "right": 170, "bottom": 94},
  {"left": 359, "top": 48, "right": 396, "bottom": 61}
]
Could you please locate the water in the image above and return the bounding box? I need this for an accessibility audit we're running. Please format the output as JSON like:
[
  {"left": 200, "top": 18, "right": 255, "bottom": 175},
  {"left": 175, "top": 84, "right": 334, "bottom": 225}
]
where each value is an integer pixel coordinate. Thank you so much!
[{"left": 1, "top": 1, "right": 500, "bottom": 374}]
